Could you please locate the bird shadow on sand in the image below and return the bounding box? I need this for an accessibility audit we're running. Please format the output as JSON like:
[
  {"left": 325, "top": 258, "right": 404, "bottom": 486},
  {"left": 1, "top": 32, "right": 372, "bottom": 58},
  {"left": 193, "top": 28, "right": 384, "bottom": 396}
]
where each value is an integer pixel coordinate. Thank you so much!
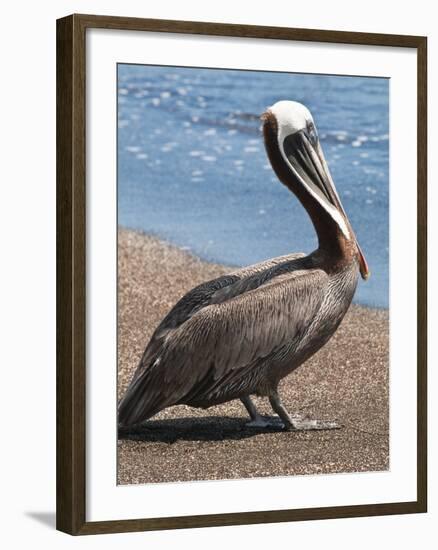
[{"left": 118, "top": 416, "right": 286, "bottom": 443}]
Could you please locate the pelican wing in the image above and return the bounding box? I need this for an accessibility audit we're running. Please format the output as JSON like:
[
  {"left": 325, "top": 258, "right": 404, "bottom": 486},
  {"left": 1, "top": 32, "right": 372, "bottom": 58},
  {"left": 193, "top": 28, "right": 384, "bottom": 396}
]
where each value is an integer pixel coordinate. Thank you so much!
[
  {"left": 118, "top": 266, "right": 327, "bottom": 426},
  {"left": 133, "top": 253, "right": 306, "bottom": 377},
  {"left": 152, "top": 252, "right": 305, "bottom": 336}
]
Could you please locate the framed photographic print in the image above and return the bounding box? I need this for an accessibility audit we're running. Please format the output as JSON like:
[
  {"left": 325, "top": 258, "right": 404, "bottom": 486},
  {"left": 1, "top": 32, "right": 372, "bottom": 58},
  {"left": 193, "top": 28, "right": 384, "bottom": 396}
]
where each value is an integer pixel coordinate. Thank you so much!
[{"left": 56, "top": 14, "right": 427, "bottom": 535}]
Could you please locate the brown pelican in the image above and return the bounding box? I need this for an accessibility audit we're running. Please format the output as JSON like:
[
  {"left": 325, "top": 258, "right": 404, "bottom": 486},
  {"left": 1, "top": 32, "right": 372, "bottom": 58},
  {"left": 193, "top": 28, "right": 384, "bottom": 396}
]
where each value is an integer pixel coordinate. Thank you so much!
[{"left": 118, "top": 100, "right": 369, "bottom": 431}]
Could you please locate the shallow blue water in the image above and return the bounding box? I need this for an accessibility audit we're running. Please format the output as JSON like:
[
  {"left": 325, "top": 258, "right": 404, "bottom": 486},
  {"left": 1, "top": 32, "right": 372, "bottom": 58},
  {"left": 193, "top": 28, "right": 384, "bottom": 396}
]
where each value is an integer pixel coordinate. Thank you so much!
[{"left": 118, "top": 64, "right": 389, "bottom": 308}]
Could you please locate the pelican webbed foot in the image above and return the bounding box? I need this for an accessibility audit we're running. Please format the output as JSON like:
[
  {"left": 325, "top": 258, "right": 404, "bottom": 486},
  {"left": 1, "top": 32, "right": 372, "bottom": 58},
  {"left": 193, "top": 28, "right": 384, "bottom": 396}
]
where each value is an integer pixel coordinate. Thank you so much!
[
  {"left": 288, "top": 418, "right": 341, "bottom": 431},
  {"left": 268, "top": 391, "right": 341, "bottom": 431},
  {"left": 241, "top": 396, "right": 284, "bottom": 429}
]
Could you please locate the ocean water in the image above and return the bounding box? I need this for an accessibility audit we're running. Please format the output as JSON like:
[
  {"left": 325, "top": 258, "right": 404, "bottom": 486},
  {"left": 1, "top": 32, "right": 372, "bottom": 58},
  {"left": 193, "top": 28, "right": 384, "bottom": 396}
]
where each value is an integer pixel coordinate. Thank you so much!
[{"left": 118, "top": 64, "right": 389, "bottom": 308}]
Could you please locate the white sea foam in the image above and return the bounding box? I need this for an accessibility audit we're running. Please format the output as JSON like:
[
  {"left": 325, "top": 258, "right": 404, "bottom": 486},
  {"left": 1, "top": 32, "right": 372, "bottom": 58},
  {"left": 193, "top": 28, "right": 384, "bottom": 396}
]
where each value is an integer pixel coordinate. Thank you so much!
[{"left": 363, "top": 168, "right": 375, "bottom": 175}]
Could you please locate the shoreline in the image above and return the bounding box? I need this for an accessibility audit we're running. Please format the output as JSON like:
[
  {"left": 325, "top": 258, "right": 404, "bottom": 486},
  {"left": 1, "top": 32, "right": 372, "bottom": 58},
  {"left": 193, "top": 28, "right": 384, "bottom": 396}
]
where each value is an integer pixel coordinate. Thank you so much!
[
  {"left": 117, "top": 227, "right": 389, "bottom": 485},
  {"left": 118, "top": 226, "right": 388, "bottom": 311}
]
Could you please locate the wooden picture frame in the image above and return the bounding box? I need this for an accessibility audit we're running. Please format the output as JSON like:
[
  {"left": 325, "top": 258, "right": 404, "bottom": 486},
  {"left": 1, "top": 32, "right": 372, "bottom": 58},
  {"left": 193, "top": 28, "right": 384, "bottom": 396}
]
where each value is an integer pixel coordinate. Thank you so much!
[{"left": 56, "top": 13, "right": 427, "bottom": 535}]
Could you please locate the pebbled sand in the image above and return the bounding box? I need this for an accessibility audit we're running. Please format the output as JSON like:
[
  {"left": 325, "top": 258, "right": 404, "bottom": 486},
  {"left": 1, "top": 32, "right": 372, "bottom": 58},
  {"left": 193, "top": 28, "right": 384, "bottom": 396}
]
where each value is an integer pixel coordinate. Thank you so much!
[{"left": 117, "top": 228, "right": 389, "bottom": 485}]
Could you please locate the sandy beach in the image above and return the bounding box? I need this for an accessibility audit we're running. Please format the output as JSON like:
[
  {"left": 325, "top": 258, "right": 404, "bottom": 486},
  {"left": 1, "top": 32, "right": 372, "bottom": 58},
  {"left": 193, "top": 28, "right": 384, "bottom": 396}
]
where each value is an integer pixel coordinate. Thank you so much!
[{"left": 117, "top": 228, "right": 389, "bottom": 485}]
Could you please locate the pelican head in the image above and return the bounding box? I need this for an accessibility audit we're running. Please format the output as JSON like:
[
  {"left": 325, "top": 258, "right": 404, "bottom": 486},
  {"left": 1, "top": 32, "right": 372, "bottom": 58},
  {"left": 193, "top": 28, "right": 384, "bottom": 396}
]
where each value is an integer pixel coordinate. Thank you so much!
[{"left": 262, "top": 100, "right": 369, "bottom": 280}]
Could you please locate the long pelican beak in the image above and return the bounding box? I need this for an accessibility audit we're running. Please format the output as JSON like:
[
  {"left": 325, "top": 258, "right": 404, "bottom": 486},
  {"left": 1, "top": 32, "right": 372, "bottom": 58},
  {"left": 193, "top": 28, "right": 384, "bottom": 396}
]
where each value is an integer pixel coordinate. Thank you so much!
[
  {"left": 282, "top": 129, "right": 370, "bottom": 280},
  {"left": 356, "top": 243, "right": 370, "bottom": 280}
]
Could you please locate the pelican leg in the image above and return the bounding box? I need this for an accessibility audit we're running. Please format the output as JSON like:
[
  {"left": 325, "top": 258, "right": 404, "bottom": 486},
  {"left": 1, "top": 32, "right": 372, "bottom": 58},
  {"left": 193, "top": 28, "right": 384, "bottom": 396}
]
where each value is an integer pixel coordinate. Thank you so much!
[
  {"left": 241, "top": 396, "right": 282, "bottom": 429},
  {"left": 268, "top": 391, "right": 297, "bottom": 430},
  {"left": 269, "top": 390, "right": 340, "bottom": 431}
]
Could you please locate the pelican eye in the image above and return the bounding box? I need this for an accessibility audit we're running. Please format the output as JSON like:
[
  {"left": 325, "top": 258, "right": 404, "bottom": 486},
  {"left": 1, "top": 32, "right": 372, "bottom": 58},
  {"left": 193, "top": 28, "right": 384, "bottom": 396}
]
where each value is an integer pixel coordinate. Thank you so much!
[{"left": 306, "top": 121, "right": 318, "bottom": 146}]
